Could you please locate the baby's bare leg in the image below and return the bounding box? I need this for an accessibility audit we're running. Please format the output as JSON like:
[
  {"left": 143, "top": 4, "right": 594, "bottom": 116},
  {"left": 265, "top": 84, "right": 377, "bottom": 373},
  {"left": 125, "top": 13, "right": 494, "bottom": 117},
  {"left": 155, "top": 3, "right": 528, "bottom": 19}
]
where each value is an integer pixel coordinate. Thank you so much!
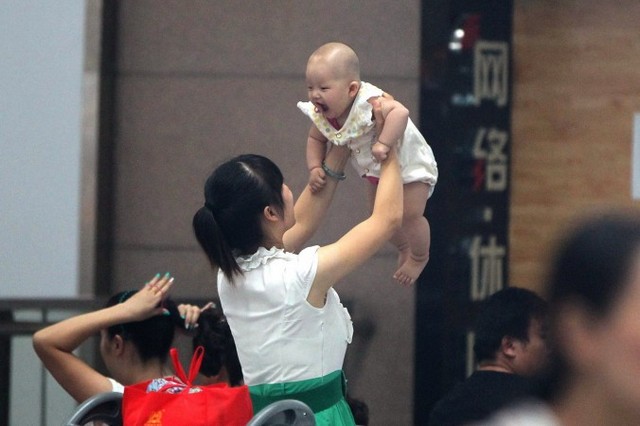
[
  {"left": 389, "top": 228, "right": 410, "bottom": 269},
  {"left": 393, "top": 182, "right": 431, "bottom": 286}
]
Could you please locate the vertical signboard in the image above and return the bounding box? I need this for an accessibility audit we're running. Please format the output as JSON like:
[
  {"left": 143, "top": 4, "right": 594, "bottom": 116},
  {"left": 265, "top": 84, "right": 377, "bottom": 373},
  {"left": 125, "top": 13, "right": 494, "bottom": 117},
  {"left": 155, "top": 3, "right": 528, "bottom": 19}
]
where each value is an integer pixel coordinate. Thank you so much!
[{"left": 415, "top": 1, "right": 513, "bottom": 423}]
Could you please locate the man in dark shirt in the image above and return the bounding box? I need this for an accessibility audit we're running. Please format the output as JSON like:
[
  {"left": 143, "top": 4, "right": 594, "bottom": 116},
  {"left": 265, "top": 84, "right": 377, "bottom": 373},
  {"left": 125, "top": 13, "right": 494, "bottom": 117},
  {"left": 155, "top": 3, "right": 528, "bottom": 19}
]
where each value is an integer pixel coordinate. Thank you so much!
[{"left": 428, "top": 287, "right": 549, "bottom": 426}]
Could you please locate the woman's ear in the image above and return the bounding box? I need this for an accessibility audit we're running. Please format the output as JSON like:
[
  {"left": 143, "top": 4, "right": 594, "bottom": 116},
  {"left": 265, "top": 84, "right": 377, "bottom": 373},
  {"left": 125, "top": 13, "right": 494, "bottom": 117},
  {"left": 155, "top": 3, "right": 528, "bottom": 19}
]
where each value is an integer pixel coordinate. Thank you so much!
[
  {"left": 263, "top": 205, "right": 279, "bottom": 222},
  {"left": 112, "top": 334, "right": 126, "bottom": 356}
]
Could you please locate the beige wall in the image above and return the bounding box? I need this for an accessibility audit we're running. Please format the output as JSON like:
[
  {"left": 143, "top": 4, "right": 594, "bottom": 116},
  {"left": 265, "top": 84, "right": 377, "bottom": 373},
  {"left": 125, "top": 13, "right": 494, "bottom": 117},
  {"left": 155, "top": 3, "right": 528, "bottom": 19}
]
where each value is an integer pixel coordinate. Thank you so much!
[
  {"left": 511, "top": 0, "right": 640, "bottom": 294},
  {"left": 109, "top": 2, "right": 422, "bottom": 424}
]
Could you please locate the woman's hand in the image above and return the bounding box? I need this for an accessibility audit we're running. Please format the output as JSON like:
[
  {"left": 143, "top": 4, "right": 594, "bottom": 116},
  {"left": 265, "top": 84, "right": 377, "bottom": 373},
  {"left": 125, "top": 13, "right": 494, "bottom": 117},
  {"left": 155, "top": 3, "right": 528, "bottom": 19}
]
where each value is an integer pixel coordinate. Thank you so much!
[
  {"left": 178, "top": 301, "right": 215, "bottom": 330},
  {"left": 123, "top": 273, "right": 174, "bottom": 321}
]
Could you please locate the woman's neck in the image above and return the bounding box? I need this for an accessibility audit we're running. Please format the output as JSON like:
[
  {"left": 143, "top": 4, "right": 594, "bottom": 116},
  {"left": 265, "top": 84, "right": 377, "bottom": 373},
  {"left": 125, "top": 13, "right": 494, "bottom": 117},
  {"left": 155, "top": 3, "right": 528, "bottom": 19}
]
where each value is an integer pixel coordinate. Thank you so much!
[
  {"left": 260, "top": 241, "right": 283, "bottom": 250},
  {"left": 119, "top": 358, "right": 167, "bottom": 385},
  {"left": 261, "top": 232, "right": 285, "bottom": 250}
]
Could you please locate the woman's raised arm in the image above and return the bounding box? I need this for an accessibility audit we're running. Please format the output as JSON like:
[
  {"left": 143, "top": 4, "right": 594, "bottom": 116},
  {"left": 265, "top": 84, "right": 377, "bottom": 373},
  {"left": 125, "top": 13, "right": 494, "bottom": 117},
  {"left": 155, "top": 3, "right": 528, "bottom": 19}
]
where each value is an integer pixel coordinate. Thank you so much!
[
  {"left": 283, "top": 144, "right": 350, "bottom": 253},
  {"left": 284, "top": 101, "right": 388, "bottom": 253},
  {"left": 308, "top": 128, "right": 403, "bottom": 307},
  {"left": 32, "top": 275, "right": 172, "bottom": 402}
]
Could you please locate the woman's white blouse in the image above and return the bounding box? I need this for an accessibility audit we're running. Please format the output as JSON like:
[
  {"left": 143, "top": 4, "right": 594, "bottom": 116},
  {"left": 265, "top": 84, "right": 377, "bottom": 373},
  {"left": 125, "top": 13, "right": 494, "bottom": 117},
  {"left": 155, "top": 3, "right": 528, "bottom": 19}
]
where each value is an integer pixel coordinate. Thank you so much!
[{"left": 218, "top": 246, "right": 354, "bottom": 386}]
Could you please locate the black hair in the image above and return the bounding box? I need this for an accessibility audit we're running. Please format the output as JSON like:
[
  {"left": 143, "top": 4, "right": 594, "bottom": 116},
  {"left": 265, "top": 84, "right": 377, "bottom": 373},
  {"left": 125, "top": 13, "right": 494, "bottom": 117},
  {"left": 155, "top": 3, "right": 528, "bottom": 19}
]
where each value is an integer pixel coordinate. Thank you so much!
[
  {"left": 538, "top": 211, "right": 640, "bottom": 400},
  {"left": 193, "top": 154, "right": 285, "bottom": 283},
  {"left": 473, "top": 287, "right": 548, "bottom": 363},
  {"left": 346, "top": 394, "right": 369, "bottom": 426},
  {"left": 105, "top": 290, "right": 183, "bottom": 363},
  {"left": 193, "top": 308, "right": 243, "bottom": 386}
]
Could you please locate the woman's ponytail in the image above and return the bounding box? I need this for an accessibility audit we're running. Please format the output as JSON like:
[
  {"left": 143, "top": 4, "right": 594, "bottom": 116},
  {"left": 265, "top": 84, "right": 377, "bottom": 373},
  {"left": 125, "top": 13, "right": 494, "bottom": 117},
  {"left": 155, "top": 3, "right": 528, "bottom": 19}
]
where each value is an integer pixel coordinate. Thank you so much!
[
  {"left": 193, "top": 205, "right": 241, "bottom": 282},
  {"left": 194, "top": 154, "right": 285, "bottom": 285}
]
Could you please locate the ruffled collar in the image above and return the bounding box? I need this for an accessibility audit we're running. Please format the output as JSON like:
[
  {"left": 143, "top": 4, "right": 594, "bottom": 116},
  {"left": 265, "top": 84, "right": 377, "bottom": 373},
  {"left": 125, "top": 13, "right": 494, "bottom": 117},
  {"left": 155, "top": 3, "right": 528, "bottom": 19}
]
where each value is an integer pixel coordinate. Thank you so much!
[
  {"left": 236, "top": 246, "right": 289, "bottom": 272},
  {"left": 297, "top": 81, "right": 383, "bottom": 143}
]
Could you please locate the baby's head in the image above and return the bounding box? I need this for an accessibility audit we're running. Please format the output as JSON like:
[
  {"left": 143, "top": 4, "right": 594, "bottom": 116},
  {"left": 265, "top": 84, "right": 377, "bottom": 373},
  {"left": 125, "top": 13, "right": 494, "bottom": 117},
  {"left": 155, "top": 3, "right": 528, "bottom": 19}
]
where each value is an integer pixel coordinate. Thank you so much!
[
  {"left": 305, "top": 42, "right": 361, "bottom": 121},
  {"left": 308, "top": 42, "right": 360, "bottom": 81}
]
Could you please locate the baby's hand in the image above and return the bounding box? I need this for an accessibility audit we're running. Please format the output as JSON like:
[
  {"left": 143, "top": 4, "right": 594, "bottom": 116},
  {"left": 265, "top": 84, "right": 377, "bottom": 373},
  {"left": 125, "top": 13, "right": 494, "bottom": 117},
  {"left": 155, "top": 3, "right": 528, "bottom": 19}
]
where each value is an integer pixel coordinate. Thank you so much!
[
  {"left": 309, "top": 166, "right": 326, "bottom": 193},
  {"left": 372, "top": 140, "right": 391, "bottom": 162}
]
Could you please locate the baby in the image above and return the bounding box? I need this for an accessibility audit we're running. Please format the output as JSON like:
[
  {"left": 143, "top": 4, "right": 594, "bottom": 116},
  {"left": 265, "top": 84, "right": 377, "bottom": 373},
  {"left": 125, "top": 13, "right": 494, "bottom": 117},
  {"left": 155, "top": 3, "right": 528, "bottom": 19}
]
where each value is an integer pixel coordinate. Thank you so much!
[{"left": 297, "top": 42, "right": 438, "bottom": 286}]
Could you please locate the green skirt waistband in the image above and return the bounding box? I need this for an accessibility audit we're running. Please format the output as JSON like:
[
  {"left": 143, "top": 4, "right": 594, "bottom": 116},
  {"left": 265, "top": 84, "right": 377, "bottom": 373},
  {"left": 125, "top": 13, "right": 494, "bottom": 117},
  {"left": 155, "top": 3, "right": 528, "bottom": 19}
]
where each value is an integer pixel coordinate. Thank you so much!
[{"left": 249, "top": 370, "right": 346, "bottom": 414}]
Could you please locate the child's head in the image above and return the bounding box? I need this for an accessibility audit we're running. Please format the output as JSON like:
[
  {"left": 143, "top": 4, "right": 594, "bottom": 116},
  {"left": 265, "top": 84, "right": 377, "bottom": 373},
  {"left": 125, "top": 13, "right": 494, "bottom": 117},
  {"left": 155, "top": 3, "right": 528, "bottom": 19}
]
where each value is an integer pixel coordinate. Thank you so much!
[
  {"left": 100, "top": 290, "right": 181, "bottom": 381},
  {"left": 305, "top": 42, "right": 361, "bottom": 121},
  {"left": 193, "top": 308, "right": 243, "bottom": 386}
]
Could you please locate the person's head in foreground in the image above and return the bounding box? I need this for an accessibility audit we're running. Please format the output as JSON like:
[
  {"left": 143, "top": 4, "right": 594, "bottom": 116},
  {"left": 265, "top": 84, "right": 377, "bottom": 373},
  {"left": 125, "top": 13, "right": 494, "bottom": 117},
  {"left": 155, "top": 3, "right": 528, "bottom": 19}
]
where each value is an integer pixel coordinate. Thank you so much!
[{"left": 543, "top": 210, "right": 640, "bottom": 425}]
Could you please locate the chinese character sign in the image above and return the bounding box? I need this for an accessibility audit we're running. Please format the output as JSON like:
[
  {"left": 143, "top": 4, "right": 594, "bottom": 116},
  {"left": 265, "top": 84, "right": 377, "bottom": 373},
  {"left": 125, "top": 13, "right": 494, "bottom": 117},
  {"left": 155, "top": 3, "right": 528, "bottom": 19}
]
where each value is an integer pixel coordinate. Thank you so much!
[
  {"left": 473, "top": 127, "right": 509, "bottom": 192},
  {"left": 469, "top": 234, "right": 506, "bottom": 301},
  {"left": 474, "top": 41, "right": 509, "bottom": 107}
]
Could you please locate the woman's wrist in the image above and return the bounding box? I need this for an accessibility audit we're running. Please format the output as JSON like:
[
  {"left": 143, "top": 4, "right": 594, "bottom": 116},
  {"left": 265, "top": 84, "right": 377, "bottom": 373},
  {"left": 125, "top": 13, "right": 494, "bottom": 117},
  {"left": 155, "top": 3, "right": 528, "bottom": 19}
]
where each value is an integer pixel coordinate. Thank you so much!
[{"left": 106, "top": 303, "right": 135, "bottom": 325}]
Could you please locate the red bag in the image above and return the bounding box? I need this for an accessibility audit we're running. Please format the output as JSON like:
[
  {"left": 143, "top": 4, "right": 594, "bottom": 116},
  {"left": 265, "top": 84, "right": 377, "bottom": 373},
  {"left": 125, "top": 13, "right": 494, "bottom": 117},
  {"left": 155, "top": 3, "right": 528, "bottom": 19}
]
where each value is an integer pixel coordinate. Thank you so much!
[{"left": 122, "top": 346, "right": 253, "bottom": 425}]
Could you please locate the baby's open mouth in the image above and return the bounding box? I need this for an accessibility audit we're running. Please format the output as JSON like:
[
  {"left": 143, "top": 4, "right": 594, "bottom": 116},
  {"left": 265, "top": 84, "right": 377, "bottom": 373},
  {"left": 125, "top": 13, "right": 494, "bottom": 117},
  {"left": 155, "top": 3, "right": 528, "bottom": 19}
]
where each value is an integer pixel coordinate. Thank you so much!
[{"left": 314, "top": 103, "right": 328, "bottom": 113}]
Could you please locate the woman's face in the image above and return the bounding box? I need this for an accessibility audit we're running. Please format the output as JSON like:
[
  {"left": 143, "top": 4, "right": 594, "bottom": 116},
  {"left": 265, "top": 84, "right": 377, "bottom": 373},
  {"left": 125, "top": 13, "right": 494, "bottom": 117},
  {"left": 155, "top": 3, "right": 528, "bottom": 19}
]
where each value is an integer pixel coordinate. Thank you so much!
[
  {"left": 573, "top": 249, "right": 640, "bottom": 412},
  {"left": 282, "top": 183, "right": 295, "bottom": 230}
]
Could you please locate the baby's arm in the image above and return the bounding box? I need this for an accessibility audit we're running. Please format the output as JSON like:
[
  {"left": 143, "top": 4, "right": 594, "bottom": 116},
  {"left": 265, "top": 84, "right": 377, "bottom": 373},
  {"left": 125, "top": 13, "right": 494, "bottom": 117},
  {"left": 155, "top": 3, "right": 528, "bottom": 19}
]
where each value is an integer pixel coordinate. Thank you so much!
[
  {"left": 306, "top": 125, "right": 329, "bottom": 193},
  {"left": 370, "top": 96, "right": 409, "bottom": 162}
]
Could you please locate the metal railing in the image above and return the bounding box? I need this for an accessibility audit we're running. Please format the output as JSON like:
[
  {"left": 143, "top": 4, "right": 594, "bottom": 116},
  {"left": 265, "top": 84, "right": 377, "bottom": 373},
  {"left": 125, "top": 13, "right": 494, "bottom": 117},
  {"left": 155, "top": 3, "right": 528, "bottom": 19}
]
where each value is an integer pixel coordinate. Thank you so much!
[
  {"left": 0, "top": 298, "right": 103, "bottom": 426},
  {"left": 0, "top": 297, "right": 213, "bottom": 425}
]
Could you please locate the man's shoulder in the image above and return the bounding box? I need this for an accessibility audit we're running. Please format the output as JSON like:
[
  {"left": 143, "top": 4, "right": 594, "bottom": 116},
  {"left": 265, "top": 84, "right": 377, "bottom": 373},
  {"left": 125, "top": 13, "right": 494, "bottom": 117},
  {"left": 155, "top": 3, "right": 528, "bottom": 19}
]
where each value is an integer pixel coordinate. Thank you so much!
[{"left": 427, "top": 371, "right": 534, "bottom": 426}]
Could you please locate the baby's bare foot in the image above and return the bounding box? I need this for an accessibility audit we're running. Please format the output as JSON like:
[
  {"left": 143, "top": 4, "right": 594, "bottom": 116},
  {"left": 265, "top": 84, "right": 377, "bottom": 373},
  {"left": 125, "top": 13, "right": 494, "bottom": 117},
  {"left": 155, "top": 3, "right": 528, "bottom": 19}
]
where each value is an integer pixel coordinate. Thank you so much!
[
  {"left": 396, "top": 249, "right": 410, "bottom": 270},
  {"left": 393, "top": 254, "right": 429, "bottom": 286}
]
